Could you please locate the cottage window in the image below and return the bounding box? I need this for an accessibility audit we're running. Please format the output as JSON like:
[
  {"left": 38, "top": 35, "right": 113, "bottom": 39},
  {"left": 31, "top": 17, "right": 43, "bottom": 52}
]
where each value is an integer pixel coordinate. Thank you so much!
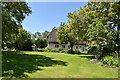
[
  {"left": 55, "top": 45, "right": 59, "bottom": 48},
  {"left": 82, "top": 47, "right": 84, "bottom": 51},
  {"left": 76, "top": 46, "right": 78, "bottom": 49},
  {"left": 62, "top": 45, "right": 65, "bottom": 48},
  {"left": 47, "top": 36, "right": 48, "bottom": 38},
  {"left": 79, "top": 46, "right": 81, "bottom": 48},
  {"left": 68, "top": 46, "right": 70, "bottom": 48}
]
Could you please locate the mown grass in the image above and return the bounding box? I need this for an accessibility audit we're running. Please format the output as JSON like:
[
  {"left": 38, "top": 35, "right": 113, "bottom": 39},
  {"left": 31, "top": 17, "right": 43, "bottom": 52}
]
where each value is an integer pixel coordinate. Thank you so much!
[{"left": 2, "top": 51, "right": 118, "bottom": 78}]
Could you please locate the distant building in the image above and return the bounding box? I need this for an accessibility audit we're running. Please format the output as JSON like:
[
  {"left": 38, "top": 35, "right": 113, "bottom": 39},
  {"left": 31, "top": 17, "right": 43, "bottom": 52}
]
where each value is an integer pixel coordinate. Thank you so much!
[{"left": 47, "top": 27, "right": 88, "bottom": 51}]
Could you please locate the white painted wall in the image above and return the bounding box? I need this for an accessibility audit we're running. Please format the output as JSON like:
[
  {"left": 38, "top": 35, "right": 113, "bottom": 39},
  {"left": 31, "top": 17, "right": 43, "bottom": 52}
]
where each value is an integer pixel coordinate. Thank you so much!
[{"left": 47, "top": 43, "right": 88, "bottom": 51}]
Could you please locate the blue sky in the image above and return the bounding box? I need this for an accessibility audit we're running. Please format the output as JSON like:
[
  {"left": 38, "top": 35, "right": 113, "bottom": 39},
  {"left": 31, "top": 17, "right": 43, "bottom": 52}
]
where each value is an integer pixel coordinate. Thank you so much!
[{"left": 22, "top": 2, "right": 87, "bottom": 34}]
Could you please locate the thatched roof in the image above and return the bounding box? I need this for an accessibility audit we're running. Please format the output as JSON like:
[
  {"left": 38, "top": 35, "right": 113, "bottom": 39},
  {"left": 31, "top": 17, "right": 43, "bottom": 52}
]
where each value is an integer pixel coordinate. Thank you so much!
[
  {"left": 47, "top": 27, "right": 86, "bottom": 45},
  {"left": 47, "top": 27, "right": 58, "bottom": 43}
]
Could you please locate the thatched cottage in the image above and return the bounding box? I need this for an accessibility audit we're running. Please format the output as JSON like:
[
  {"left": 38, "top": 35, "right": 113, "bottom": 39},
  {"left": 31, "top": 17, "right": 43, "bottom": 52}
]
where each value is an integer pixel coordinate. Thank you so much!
[{"left": 47, "top": 27, "right": 88, "bottom": 51}]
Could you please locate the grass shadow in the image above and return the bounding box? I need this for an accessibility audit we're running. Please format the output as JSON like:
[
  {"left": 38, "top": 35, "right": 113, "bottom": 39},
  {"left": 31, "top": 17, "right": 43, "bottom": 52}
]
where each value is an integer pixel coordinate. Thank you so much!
[{"left": 2, "top": 51, "right": 67, "bottom": 78}]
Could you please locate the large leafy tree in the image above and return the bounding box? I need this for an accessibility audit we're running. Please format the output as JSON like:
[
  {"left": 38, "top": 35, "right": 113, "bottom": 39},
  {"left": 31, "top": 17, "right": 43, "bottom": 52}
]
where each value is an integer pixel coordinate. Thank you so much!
[
  {"left": 2, "top": 2, "right": 32, "bottom": 46},
  {"left": 14, "top": 28, "right": 32, "bottom": 51},
  {"left": 66, "top": 2, "right": 120, "bottom": 57},
  {"left": 82, "top": 2, "right": 120, "bottom": 55},
  {"left": 31, "top": 31, "right": 49, "bottom": 48},
  {"left": 35, "top": 38, "right": 47, "bottom": 48},
  {"left": 67, "top": 11, "right": 88, "bottom": 42},
  {"left": 57, "top": 22, "right": 79, "bottom": 52}
]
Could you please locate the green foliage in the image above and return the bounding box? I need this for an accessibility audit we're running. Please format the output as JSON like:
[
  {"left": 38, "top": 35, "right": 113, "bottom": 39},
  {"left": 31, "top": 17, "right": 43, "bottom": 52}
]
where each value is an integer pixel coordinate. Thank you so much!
[
  {"left": 88, "top": 45, "right": 116, "bottom": 59},
  {"left": 58, "top": 48, "right": 64, "bottom": 51},
  {"left": 59, "top": 50, "right": 68, "bottom": 53},
  {"left": 101, "top": 56, "right": 113, "bottom": 65},
  {"left": 45, "top": 48, "right": 59, "bottom": 52},
  {"left": 35, "top": 32, "right": 42, "bottom": 39},
  {"left": 14, "top": 29, "right": 33, "bottom": 51},
  {"left": 21, "top": 39, "right": 33, "bottom": 51},
  {"left": 38, "top": 48, "right": 82, "bottom": 54},
  {"left": 2, "top": 28, "right": 33, "bottom": 51},
  {"left": 88, "top": 46, "right": 102, "bottom": 59},
  {"left": 56, "top": 23, "right": 69, "bottom": 44},
  {"left": 101, "top": 56, "right": 119, "bottom": 67},
  {"left": 31, "top": 31, "right": 49, "bottom": 49},
  {"left": 37, "top": 48, "right": 46, "bottom": 52},
  {"left": 84, "top": 2, "right": 119, "bottom": 54},
  {"left": 57, "top": 22, "right": 80, "bottom": 52},
  {"left": 2, "top": 2, "right": 33, "bottom": 51},
  {"left": 44, "top": 48, "right": 67, "bottom": 53},
  {"left": 2, "top": 2, "right": 32, "bottom": 45},
  {"left": 36, "top": 38, "right": 47, "bottom": 48},
  {"left": 38, "top": 47, "right": 86, "bottom": 55},
  {"left": 74, "top": 50, "right": 82, "bottom": 54},
  {"left": 67, "top": 50, "right": 82, "bottom": 54},
  {"left": 42, "top": 30, "right": 49, "bottom": 39},
  {"left": 65, "top": 2, "right": 120, "bottom": 58},
  {"left": 88, "top": 46, "right": 99, "bottom": 55}
]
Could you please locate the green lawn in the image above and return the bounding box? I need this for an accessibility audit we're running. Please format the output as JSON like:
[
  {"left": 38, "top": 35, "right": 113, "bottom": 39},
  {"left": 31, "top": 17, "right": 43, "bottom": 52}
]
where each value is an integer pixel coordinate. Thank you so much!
[{"left": 2, "top": 51, "right": 118, "bottom": 78}]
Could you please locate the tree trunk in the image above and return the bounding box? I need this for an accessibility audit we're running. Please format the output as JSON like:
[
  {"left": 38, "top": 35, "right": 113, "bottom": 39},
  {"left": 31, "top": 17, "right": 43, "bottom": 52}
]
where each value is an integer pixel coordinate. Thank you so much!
[{"left": 70, "top": 43, "right": 74, "bottom": 53}]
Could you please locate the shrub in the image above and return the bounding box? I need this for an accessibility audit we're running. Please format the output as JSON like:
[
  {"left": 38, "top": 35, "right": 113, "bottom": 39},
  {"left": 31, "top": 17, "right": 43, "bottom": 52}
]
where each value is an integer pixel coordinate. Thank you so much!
[
  {"left": 58, "top": 48, "right": 64, "bottom": 51},
  {"left": 50, "top": 49, "right": 59, "bottom": 52},
  {"left": 88, "top": 46, "right": 98, "bottom": 54},
  {"left": 35, "top": 38, "right": 48, "bottom": 48},
  {"left": 22, "top": 39, "right": 33, "bottom": 51},
  {"left": 45, "top": 48, "right": 59, "bottom": 52},
  {"left": 88, "top": 44, "right": 116, "bottom": 60},
  {"left": 101, "top": 56, "right": 119, "bottom": 67},
  {"left": 74, "top": 50, "right": 81, "bottom": 54},
  {"left": 67, "top": 50, "right": 72, "bottom": 54},
  {"left": 112, "top": 57, "right": 119, "bottom": 67},
  {"left": 45, "top": 47, "right": 52, "bottom": 51},
  {"left": 37, "top": 48, "right": 46, "bottom": 52},
  {"left": 80, "top": 50, "right": 87, "bottom": 54},
  {"left": 59, "top": 50, "right": 68, "bottom": 53},
  {"left": 67, "top": 50, "right": 82, "bottom": 54},
  {"left": 88, "top": 46, "right": 109, "bottom": 59}
]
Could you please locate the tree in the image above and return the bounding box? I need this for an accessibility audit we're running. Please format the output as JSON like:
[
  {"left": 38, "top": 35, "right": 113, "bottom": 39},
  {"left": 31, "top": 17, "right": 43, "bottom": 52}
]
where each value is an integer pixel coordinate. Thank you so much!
[
  {"left": 81, "top": 2, "right": 119, "bottom": 56},
  {"left": 31, "top": 32, "right": 42, "bottom": 44},
  {"left": 35, "top": 32, "right": 42, "bottom": 39},
  {"left": 14, "top": 28, "right": 32, "bottom": 51},
  {"left": 36, "top": 38, "right": 47, "bottom": 48},
  {"left": 87, "top": 22, "right": 116, "bottom": 59},
  {"left": 31, "top": 31, "right": 48, "bottom": 48},
  {"left": 31, "top": 34, "right": 36, "bottom": 44},
  {"left": 110, "top": 2, "right": 120, "bottom": 53},
  {"left": 66, "top": 2, "right": 120, "bottom": 58},
  {"left": 67, "top": 10, "right": 88, "bottom": 42},
  {"left": 42, "top": 30, "right": 49, "bottom": 39},
  {"left": 2, "top": 2, "right": 32, "bottom": 47},
  {"left": 57, "top": 22, "right": 79, "bottom": 52}
]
